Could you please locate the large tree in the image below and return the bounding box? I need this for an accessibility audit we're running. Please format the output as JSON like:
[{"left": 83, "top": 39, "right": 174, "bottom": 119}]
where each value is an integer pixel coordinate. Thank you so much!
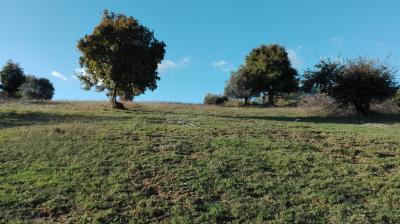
[
  {"left": 77, "top": 10, "right": 166, "bottom": 109},
  {"left": 224, "top": 67, "right": 256, "bottom": 105},
  {"left": 244, "top": 44, "right": 298, "bottom": 105},
  {"left": 303, "top": 57, "right": 398, "bottom": 116},
  {"left": 0, "top": 60, "right": 26, "bottom": 97}
]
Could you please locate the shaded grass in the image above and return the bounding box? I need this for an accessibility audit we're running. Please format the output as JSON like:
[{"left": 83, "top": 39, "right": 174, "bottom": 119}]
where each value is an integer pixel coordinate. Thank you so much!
[{"left": 0, "top": 101, "right": 399, "bottom": 223}]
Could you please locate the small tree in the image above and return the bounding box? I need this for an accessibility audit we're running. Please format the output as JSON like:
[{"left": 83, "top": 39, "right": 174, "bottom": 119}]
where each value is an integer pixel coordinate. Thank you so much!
[
  {"left": 244, "top": 44, "right": 298, "bottom": 105},
  {"left": 224, "top": 67, "right": 256, "bottom": 105},
  {"left": 77, "top": 10, "right": 166, "bottom": 109},
  {"left": 204, "top": 93, "right": 228, "bottom": 105},
  {"left": 20, "top": 75, "right": 54, "bottom": 100},
  {"left": 0, "top": 60, "right": 26, "bottom": 97},
  {"left": 303, "top": 57, "right": 398, "bottom": 116}
]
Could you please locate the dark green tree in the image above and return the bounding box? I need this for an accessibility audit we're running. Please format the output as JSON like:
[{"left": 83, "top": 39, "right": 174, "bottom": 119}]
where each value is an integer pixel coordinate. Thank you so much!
[
  {"left": 0, "top": 60, "right": 26, "bottom": 97},
  {"left": 204, "top": 93, "right": 228, "bottom": 105},
  {"left": 77, "top": 10, "right": 166, "bottom": 109},
  {"left": 244, "top": 44, "right": 298, "bottom": 105},
  {"left": 20, "top": 75, "right": 54, "bottom": 100},
  {"left": 302, "top": 59, "right": 343, "bottom": 94},
  {"left": 224, "top": 67, "right": 257, "bottom": 105},
  {"left": 303, "top": 57, "right": 398, "bottom": 116}
]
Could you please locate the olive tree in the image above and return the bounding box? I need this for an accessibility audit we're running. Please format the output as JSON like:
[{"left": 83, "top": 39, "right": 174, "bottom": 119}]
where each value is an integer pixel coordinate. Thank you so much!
[{"left": 77, "top": 10, "right": 166, "bottom": 109}]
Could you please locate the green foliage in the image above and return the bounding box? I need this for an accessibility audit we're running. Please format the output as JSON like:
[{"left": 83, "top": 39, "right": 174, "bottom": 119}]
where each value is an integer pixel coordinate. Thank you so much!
[
  {"left": 0, "top": 60, "right": 26, "bottom": 97},
  {"left": 20, "top": 75, "right": 54, "bottom": 100},
  {"left": 224, "top": 67, "right": 256, "bottom": 105},
  {"left": 204, "top": 93, "right": 228, "bottom": 105},
  {"left": 1, "top": 102, "right": 400, "bottom": 223},
  {"left": 77, "top": 10, "right": 166, "bottom": 108},
  {"left": 304, "top": 57, "right": 398, "bottom": 115},
  {"left": 244, "top": 44, "right": 299, "bottom": 105},
  {"left": 303, "top": 59, "right": 343, "bottom": 94}
]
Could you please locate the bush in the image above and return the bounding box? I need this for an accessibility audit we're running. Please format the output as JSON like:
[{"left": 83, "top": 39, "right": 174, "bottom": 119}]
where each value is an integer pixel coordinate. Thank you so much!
[
  {"left": 298, "top": 93, "right": 337, "bottom": 109},
  {"left": 20, "top": 76, "right": 54, "bottom": 100},
  {"left": 204, "top": 93, "right": 228, "bottom": 105}
]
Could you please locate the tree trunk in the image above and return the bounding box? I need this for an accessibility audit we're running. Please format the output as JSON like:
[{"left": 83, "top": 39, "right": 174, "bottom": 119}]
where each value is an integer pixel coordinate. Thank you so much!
[
  {"left": 244, "top": 97, "right": 249, "bottom": 105},
  {"left": 362, "top": 101, "right": 371, "bottom": 116},
  {"left": 353, "top": 100, "right": 370, "bottom": 116},
  {"left": 111, "top": 83, "right": 125, "bottom": 109},
  {"left": 268, "top": 91, "right": 275, "bottom": 106},
  {"left": 262, "top": 92, "right": 267, "bottom": 104},
  {"left": 111, "top": 86, "right": 117, "bottom": 107}
]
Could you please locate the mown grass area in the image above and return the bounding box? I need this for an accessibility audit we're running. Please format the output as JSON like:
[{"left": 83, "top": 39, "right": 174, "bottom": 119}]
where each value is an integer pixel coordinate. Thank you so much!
[{"left": 0, "top": 101, "right": 399, "bottom": 223}]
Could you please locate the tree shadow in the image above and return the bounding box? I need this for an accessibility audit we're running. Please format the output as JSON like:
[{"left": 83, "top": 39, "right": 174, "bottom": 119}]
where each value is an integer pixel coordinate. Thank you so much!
[
  {"left": 215, "top": 113, "right": 400, "bottom": 125},
  {"left": 0, "top": 111, "right": 131, "bottom": 129}
]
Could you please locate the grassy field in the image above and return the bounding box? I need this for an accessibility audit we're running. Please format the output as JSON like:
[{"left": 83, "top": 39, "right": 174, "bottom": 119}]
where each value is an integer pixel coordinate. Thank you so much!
[{"left": 0, "top": 101, "right": 400, "bottom": 223}]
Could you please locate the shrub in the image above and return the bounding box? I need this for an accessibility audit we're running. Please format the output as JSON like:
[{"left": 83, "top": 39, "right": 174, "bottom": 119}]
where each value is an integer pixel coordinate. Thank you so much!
[
  {"left": 298, "top": 93, "right": 337, "bottom": 109},
  {"left": 204, "top": 93, "right": 228, "bottom": 105},
  {"left": 20, "top": 76, "right": 54, "bottom": 100}
]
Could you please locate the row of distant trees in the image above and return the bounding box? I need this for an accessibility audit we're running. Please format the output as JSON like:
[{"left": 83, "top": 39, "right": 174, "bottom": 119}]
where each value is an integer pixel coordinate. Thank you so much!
[
  {"left": 204, "top": 44, "right": 399, "bottom": 116},
  {"left": 0, "top": 60, "right": 54, "bottom": 100},
  {"left": 7, "top": 9, "right": 390, "bottom": 116}
]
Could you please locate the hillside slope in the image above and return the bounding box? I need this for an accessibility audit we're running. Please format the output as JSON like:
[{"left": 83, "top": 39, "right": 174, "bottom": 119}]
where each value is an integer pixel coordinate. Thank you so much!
[{"left": 0, "top": 102, "right": 399, "bottom": 223}]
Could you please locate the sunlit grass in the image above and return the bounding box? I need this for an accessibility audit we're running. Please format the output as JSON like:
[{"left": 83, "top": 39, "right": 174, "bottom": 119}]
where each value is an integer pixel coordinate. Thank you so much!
[{"left": 0, "top": 101, "right": 399, "bottom": 223}]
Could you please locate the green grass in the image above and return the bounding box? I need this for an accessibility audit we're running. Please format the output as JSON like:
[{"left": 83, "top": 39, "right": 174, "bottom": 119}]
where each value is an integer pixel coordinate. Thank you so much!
[{"left": 0, "top": 101, "right": 400, "bottom": 223}]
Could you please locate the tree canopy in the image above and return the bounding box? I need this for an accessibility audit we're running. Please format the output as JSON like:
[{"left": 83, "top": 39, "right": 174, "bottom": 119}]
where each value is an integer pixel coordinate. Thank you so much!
[
  {"left": 224, "top": 67, "right": 256, "bottom": 105},
  {"left": 77, "top": 10, "right": 166, "bottom": 108},
  {"left": 244, "top": 44, "right": 298, "bottom": 105},
  {"left": 0, "top": 60, "right": 26, "bottom": 97}
]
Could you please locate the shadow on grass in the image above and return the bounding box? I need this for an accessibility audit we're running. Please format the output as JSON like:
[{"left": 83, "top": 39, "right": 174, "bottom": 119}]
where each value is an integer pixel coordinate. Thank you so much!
[
  {"left": 125, "top": 105, "right": 400, "bottom": 125},
  {"left": 216, "top": 113, "right": 400, "bottom": 125},
  {"left": 0, "top": 111, "right": 131, "bottom": 129}
]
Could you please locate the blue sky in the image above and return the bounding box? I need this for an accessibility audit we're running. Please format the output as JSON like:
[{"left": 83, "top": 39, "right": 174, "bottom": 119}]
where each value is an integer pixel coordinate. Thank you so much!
[{"left": 0, "top": 0, "right": 399, "bottom": 103}]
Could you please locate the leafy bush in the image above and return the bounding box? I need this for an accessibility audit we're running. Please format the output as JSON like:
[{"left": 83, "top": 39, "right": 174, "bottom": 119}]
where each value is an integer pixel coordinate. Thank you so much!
[
  {"left": 204, "top": 93, "right": 228, "bottom": 105},
  {"left": 20, "top": 76, "right": 54, "bottom": 100},
  {"left": 298, "top": 93, "right": 337, "bottom": 109}
]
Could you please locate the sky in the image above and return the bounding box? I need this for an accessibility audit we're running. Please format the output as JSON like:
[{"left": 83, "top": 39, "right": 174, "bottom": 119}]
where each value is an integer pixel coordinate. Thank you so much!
[{"left": 0, "top": 0, "right": 399, "bottom": 103}]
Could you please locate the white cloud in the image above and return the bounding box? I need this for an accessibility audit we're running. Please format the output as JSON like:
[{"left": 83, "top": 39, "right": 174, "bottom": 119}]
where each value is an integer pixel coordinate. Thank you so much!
[
  {"left": 157, "top": 57, "right": 191, "bottom": 73},
  {"left": 329, "top": 37, "right": 344, "bottom": 46},
  {"left": 287, "top": 48, "right": 304, "bottom": 70},
  {"left": 51, "top": 70, "right": 68, "bottom": 81},
  {"left": 377, "top": 42, "right": 387, "bottom": 47},
  {"left": 212, "top": 60, "right": 235, "bottom": 73}
]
